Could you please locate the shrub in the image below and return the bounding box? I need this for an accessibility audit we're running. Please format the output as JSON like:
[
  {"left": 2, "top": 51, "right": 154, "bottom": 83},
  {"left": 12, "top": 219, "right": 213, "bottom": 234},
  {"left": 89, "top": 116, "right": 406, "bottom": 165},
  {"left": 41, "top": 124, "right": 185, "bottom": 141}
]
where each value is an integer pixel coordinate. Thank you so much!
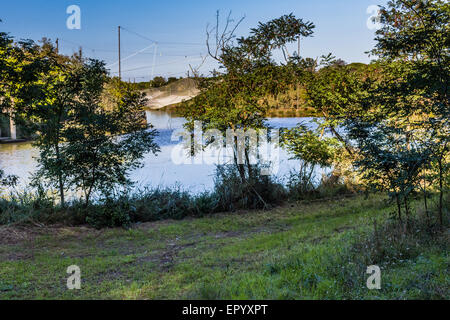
[
  {"left": 0, "top": 190, "right": 55, "bottom": 225},
  {"left": 213, "top": 164, "right": 287, "bottom": 211},
  {"left": 85, "top": 197, "right": 133, "bottom": 229},
  {"left": 286, "top": 169, "right": 357, "bottom": 201},
  {"left": 131, "top": 187, "right": 199, "bottom": 222}
]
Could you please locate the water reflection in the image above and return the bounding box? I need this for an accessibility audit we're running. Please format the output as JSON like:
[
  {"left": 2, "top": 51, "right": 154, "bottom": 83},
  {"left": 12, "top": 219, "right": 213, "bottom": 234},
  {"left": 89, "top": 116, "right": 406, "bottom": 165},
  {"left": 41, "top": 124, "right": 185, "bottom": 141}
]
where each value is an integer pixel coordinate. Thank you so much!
[{"left": 0, "top": 110, "right": 313, "bottom": 193}]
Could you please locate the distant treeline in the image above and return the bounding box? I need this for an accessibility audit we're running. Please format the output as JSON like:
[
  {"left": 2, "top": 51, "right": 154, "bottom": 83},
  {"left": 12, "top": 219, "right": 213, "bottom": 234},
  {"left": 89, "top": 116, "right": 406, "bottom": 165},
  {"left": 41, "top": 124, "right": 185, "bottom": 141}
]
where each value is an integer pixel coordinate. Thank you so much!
[{"left": 128, "top": 76, "right": 184, "bottom": 90}]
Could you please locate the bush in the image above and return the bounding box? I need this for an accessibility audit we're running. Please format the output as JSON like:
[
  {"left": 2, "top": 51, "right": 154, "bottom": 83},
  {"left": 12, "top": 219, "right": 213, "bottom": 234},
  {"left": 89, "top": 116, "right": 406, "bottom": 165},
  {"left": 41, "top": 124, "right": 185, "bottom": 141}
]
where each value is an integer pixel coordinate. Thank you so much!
[
  {"left": 285, "top": 169, "right": 320, "bottom": 200},
  {"left": 131, "top": 187, "right": 199, "bottom": 222},
  {"left": 0, "top": 165, "right": 365, "bottom": 229},
  {"left": 350, "top": 212, "right": 448, "bottom": 269},
  {"left": 286, "top": 169, "right": 357, "bottom": 201},
  {"left": 193, "top": 192, "right": 220, "bottom": 216},
  {"left": 84, "top": 164, "right": 289, "bottom": 228},
  {"left": 85, "top": 197, "right": 133, "bottom": 229},
  {"left": 213, "top": 164, "right": 287, "bottom": 211},
  {"left": 84, "top": 187, "right": 222, "bottom": 228},
  {"left": 0, "top": 190, "right": 55, "bottom": 225}
]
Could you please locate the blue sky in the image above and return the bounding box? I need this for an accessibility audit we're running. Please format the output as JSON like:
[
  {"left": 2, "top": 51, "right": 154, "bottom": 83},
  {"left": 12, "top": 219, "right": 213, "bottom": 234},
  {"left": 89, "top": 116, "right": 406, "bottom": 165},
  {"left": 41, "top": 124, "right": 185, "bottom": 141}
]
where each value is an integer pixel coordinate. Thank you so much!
[{"left": 1, "top": 0, "right": 387, "bottom": 81}]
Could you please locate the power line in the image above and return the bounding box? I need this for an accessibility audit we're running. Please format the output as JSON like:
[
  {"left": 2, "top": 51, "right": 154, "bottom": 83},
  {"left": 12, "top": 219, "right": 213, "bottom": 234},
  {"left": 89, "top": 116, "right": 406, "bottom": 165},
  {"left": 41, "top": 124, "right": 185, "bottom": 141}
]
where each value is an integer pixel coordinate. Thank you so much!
[
  {"left": 120, "top": 26, "right": 204, "bottom": 46},
  {"left": 107, "top": 43, "right": 156, "bottom": 68},
  {"left": 58, "top": 38, "right": 206, "bottom": 57},
  {"left": 86, "top": 49, "right": 206, "bottom": 56},
  {"left": 111, "top": 56, "right": 204, "bottom": 74},
  {"left": 120, "top": 26, "right": 158, "bottom": 44},
  {"left": 151, "top": 43, "right": 158, "bottom": 78},
  {"left": 57, "top": 26, "right": 207, "bottom": 78}
]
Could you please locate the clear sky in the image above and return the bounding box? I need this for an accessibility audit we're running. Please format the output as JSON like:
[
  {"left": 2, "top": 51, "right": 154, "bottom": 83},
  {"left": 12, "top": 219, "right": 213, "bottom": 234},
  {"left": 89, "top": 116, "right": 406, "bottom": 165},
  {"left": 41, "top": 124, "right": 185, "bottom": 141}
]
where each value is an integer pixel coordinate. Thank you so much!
[{"left": 0, "top": 0, "right": 387, "bottom": 81}]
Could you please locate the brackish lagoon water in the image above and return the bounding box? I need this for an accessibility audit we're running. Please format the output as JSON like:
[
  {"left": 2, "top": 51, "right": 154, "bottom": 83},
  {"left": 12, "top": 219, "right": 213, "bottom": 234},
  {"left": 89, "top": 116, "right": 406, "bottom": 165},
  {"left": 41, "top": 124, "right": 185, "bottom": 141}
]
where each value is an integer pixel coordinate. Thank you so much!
[{"left": 0, "top": 110, "right": 318, "bottom": 194}]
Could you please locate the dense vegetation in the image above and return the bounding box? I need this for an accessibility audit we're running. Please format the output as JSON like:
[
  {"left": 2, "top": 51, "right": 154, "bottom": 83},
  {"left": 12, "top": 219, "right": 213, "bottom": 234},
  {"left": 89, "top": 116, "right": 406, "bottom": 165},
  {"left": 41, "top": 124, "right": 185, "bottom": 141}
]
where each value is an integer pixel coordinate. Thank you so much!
[
  {"left": 0, "top": 0, "right": 448, "bottom": 300},
  {"left": 127, "top": 76, "right": 183, "bottom": 90},
  {"left": 1, "top": 1, "right": 448, "bottom": 226},
  {"left": 0, "top": 0, "right": 448, "bottom": 226},
  {"left": 182, "top": 1, "right": 448, "bottom": 228}
]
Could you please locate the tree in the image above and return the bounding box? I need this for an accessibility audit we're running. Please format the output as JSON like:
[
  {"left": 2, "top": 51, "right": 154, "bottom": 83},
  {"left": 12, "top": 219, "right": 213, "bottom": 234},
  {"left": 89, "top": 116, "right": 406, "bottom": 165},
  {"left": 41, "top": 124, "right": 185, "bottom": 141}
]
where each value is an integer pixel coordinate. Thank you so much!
[
  {"left": 57, "top": 61, "right": 160, "bottom": 206},
  {"left": 167, "top": 77, "right": 179, "bottom": 85},
  {"left": 151, "top": 76, "right": 166, "bottom": 88},
  {"left": 0, "top": 24, "right": 49, "bottom": 187},
  {"left": 346, "top": 120, "right": 430, "bottom": 222},
  {"left": 184, "top": 13, "right": 315, "bottom": 173},
  {"left": 0, "top": 33, "right": 51, "bottom": 131},
  {"left": 362, "top": 0, "right": 449, "bottom": 224},
  {"left": 30, "top": 42, "right": 80, "bottom": 206},
  {"left": 281, "top": 123, "right": 340, "bottom": 193},
  {"left": 304, "top": 60, "right": 372, "bottom": 157},
  {"left": 0, "top": 26, "right": 14, "bottom": 185},
  {"left": 182, "top": 13, "right": 314, "bottom": 207}
]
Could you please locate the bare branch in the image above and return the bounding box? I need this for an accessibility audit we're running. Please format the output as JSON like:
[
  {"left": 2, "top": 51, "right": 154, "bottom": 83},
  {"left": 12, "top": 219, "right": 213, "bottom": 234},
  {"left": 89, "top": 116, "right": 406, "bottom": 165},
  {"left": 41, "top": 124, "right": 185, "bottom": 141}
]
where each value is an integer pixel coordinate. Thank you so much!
[
  {"left": 206, "top": 10, "right": 245, "bottom": 64},
  {"left": 189, "top": 54, "right": 208, "bottom": 78}
]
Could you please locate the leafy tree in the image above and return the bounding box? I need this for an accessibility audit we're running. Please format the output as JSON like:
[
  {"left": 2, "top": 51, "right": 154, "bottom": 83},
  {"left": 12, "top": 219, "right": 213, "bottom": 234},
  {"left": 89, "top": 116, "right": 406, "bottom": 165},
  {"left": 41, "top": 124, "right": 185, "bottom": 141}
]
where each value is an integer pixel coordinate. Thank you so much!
[
  {"left": 281, "top": 123, "right": 340, "bottom": 193},
  {"left": 347, "top": 0, "right": 449, "bottom": 224},
  {"left": 373, "top": 0, "right": 449, "bottom": 224},
  {"left": 304, "top": 61, "right": 372, "bottom": 157},
  {"left": 184, "top": 13, "right": 315, "bottom": 175},
  {"left": 167, "top": 77, "right": 179, "bottom": 85},
  {"left": 347, "top": 120, "right": 431, "bottom": 221},
  {"left": 0, "top": 33, "right": 52, "bottom": 130},
  {"left": 182, "top": 13, "right": 314, "bottom": 207},
  {"left": 0, "top": 26, "right": 14, "bottom": 185},
  {"left": 29, "top": 43, "right": 80, "bottom": 206},
  {"left": 0, "top": 24, "right": 49, "bottom": 186},
  {"left": 56, "top": 61, "right": 160, "bottom": 206},
  {"left": 151, "top": 76, "right": 166, "bottom": 88}
]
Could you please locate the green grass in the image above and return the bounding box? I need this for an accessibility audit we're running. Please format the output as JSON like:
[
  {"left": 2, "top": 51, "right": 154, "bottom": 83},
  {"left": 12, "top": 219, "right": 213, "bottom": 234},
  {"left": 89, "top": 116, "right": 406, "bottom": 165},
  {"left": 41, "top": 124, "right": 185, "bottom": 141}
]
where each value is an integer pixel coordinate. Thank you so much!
[{"left": 0, "top": 194, "right": 448, "bottom": 300}]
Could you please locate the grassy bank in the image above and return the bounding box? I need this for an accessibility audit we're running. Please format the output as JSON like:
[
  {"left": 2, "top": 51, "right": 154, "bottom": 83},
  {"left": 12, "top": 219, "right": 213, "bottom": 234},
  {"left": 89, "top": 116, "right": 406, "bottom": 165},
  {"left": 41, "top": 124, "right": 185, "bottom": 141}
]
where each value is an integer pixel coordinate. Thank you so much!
[{"left": 0, "top": 194, "right": 448, "bottom": 300}]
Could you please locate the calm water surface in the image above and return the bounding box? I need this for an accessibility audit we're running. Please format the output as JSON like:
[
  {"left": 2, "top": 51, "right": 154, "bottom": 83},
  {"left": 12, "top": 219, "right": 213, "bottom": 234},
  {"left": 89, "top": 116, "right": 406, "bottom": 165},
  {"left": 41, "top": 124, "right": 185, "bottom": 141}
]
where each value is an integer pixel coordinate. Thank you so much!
[{"left": 0, "top": 110, "right": 316, "bottom": 194}]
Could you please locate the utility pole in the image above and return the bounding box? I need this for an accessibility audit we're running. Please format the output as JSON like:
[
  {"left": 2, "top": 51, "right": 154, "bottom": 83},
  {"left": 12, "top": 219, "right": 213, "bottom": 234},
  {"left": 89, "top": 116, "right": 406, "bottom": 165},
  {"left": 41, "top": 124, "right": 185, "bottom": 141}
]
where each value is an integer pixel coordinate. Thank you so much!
[
  {"left": 118, "top": 26, "right": 122, "bottom": 80},
  {"left": 56, "top": 38, "right": 59, "bottom": 53},
  {"left": 297, "top": 36, "right": 301, "bottom": 109},
  {"left": 151, "top": 43, "right": 157, "bottom": 80},
  {"left": 79, "top": 46, "right": 83, "bottom": 60}
]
